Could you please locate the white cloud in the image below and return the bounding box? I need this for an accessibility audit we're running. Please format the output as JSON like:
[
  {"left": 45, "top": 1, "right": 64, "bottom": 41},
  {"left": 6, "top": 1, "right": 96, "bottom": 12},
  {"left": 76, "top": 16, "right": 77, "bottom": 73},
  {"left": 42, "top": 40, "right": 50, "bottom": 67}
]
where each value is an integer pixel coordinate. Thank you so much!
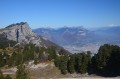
[{"left": 108, "top": 24, "right": 120, "bottom": 27}]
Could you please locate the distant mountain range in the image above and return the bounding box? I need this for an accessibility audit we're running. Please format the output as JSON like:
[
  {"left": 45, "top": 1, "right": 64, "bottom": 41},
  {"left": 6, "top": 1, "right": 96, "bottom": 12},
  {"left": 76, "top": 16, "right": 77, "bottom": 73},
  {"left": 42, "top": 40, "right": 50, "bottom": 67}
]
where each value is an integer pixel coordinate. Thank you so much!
[
  {"left": 0, "top": 22, "right": 66, "bottom": 51},
  {"left": 33, "top": 26, "right": 91, "bottom": 45},
  {"left": 33, "top": 26, "right": 120, "bottom": 54},
  {"left": 93, "top": 26, "right": 120, "bottom": 44},
  {"left": 1, "top": 22, "right": 120, "bottom": 54}
]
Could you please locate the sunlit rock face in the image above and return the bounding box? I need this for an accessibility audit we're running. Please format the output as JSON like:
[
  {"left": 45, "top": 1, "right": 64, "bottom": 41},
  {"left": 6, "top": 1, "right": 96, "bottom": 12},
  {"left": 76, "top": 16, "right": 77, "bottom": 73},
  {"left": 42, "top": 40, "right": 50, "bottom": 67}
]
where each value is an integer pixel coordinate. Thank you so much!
[{"left": 0, "top": 22, "right": 56, "bottom": 47}]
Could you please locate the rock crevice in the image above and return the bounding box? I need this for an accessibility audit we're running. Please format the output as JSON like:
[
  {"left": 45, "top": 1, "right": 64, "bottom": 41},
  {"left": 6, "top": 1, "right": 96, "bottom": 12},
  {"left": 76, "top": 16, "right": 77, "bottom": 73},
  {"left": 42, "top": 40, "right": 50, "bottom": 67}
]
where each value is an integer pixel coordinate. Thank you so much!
[{"left": 0, "top": 22, "right": 57, "bottom": 47}]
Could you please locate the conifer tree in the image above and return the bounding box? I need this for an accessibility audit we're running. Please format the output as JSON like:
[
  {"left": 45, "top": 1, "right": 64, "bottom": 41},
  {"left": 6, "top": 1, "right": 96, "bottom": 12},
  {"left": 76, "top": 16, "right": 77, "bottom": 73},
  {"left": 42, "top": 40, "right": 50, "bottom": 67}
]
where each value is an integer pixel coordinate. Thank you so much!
[{"left": 16, "top": 64, "right": 29, "bottom": 79}]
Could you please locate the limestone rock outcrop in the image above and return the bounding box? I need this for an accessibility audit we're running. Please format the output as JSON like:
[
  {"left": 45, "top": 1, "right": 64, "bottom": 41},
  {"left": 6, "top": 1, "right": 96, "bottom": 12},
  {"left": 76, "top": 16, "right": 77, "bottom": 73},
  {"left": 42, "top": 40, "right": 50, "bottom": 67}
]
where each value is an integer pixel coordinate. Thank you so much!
[{"left": 0, "top": 22, "right": 56, "bottom": 47}]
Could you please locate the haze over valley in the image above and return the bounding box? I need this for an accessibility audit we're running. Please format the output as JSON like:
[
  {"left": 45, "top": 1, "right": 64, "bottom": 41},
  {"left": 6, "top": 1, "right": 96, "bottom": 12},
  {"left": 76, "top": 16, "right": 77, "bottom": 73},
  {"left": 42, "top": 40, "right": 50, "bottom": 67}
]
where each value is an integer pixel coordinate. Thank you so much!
[
  {"left": 0, "top": 0, "right": 120, "bottom": 79},
  {"left": 33, "top": 26, "right": 120, "bottom": 54}
]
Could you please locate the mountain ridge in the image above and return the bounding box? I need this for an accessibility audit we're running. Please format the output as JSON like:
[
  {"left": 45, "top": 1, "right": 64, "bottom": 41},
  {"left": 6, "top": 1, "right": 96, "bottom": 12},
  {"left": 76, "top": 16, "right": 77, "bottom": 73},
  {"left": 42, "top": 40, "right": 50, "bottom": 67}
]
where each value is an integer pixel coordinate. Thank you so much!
[
  {"left": 33, "top": 26, "right": 90, "bottom": 45},
  {"left": 33, "top": 26, "right": 120, "bottom": 53},
  {"left": 0, "top": 22, "right": 63, "bottom": 48}
]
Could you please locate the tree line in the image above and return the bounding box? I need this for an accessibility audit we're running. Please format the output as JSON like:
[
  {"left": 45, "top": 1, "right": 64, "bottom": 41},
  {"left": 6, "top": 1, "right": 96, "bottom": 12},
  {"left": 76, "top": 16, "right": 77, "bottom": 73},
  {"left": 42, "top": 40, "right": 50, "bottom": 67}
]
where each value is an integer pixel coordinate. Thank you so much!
[
  {"left": 0, "top": 43, "right": 65, "bottom": 79},
  {"left": 0, "top": 64, "right": 29, "bottom": 79},
  {"left": 54, "top": 44, "right": 120, "bottom": 77},
  {"left": 1, "top": 41, "right": 120, "bottom": 78},
  {"left": 54, "top": 51, "right": 91, "bottom": 74},
  {"left": 0, "top": 43, "right": 66, "bottom": 67}
]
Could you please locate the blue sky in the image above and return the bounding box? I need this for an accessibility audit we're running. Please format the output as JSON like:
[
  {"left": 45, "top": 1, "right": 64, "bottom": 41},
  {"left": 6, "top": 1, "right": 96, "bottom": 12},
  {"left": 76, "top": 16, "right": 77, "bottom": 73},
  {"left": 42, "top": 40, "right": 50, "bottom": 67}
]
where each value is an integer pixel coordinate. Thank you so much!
[{"left": 0, "top": 0, "right": 120, "bottom": 29}]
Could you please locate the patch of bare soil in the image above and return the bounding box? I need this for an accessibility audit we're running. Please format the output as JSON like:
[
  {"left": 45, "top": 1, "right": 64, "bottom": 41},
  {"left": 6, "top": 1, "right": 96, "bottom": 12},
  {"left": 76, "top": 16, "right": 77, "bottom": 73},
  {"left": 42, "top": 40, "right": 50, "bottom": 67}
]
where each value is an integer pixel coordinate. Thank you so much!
[
  {"left": 59, "top": 78, "right": 120, "bottom": 79},
  {"left": 28, "top": 61, "right": 120, "bottom": 79},
  {"left": 1, "top": 61, "right": 120, "bottom": 79},
  {"left": 1, "top": 67, "right": 17, "bottom": 75}
]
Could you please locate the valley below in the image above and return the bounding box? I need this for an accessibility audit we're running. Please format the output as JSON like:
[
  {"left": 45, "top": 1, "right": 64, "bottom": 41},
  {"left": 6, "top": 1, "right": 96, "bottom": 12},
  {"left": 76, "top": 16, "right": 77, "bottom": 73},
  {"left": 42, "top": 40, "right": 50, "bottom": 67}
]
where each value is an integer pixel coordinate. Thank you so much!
[
  {"left": 1, "top": 22, "right": 120, "bottom": 79},
  {"left": 33, "top": 26, "right": 120, "bottom": 54},
  {"left": 63, "top": 44, "right": 100, "bottom": 54},
  {"left": 1, "top": 0, "right": 120, "bottom": 78}
]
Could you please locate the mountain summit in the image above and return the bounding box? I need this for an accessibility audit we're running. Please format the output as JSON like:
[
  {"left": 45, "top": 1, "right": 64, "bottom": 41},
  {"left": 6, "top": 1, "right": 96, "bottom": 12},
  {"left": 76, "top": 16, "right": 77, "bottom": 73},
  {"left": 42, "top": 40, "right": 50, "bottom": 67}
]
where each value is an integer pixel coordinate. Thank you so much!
[
  {"left": 0, "top": 22, "right": 57, "bottom": 47},
  {"left": 33, "top": 26, "right": 90, "bottom": 45},
  {"left": 34, "top": 26, "right": 120, "bottom": 53}
]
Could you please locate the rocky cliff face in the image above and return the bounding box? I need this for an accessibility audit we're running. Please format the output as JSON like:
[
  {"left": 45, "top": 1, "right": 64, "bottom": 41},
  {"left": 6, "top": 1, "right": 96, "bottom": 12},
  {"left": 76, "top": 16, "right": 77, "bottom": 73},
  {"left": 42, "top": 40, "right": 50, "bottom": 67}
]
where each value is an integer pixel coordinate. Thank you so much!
[{"left": 0, "top": 22, "right": 56, "bottom": 47}]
